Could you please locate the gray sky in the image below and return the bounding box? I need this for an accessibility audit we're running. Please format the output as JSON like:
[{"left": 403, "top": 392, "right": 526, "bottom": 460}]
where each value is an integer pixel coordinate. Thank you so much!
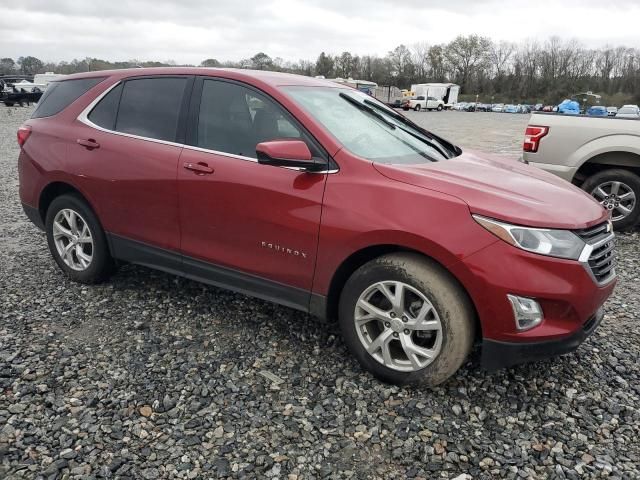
[{"left": 2, "top": 0, "right": 639, "bottom": 64}]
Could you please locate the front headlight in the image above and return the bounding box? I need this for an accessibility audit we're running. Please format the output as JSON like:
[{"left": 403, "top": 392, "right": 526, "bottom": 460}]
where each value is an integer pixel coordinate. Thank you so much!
[{"left": 473, "top": 215, "right": 585, "bottom": 260}]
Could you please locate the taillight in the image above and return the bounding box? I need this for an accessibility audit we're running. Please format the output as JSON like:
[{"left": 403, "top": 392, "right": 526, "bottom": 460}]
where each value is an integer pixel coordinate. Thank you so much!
[
  {"left": 523, "top": 125, "right": 548, "bottom": 153},
  {"left": 17, "top": 125, "right": 32, "bottom": 147}
]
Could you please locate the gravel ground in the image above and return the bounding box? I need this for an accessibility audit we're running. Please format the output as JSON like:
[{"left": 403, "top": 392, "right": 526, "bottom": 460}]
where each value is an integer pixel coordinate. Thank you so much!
[
  {"left": 404, "top": 110, "right": 530, "bottom": 159},
  {"left": 1, "top": 105, "right": 639, "bottom": 479}
]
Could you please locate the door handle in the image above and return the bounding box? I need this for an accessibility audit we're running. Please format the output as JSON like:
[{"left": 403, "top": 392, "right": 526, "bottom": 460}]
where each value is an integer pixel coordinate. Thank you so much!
[
  {"left": 183, "top": 161, "right": 214, "bottom": 174},
  {"left": 77, "top": 138, "right": 100, "bottom": 150}
]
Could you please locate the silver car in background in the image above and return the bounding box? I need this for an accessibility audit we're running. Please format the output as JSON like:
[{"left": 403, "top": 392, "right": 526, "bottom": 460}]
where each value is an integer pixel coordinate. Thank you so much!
[{"left": 615, "top": 105, "right": 640, "bottom": 119}]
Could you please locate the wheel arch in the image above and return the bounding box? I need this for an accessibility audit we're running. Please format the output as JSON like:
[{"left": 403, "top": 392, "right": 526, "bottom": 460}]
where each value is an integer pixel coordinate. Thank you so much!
[
  {"left": 319, "top": 244, "right": 482, "bottom": 340},
  {"left": 574, "top": 150, "right": 640, "bottom": 184},
  {"left": 38, "top": 181, "right": 100, "bottom": 225}
]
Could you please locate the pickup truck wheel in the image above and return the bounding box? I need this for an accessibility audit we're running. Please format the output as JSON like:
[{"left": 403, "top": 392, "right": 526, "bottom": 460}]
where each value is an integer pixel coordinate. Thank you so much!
[
  {"left": 414, "top": 105, "right": 421, "bottom": 112},
  {"left": 45, "top": 194, "right": 115, "bottom": 284},
  {"left": 582, "top": 169, "right": 640, "bottom": 230},
  {"left": 437, "top": 105, "right": 443, "bottom": 111},
  {"left": 338, "top": 253, "right": 475, "bottom": 386}
]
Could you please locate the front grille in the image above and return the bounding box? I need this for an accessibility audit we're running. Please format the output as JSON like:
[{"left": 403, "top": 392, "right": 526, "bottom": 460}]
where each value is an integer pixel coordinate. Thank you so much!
[{"left": 574, "top": 222, "right": 616, "bottom": 285}]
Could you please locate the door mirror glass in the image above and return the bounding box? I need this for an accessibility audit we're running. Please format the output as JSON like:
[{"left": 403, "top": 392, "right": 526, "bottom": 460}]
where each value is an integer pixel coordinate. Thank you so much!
[{"left": 256, "top": 140, "right": 318, "bottom": 170}]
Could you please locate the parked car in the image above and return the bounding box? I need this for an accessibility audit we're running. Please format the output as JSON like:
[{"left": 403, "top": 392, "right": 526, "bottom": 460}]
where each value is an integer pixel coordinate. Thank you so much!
[
  {"left": 542, "top": 105, "right": 554, "bottom": 112},
  {"left": 534, "top": 103, "right": 544, "bottom": 111},
  {"left": 586, "top": 106, "right": 608, "bottom": 117},
  {"left": 452, "top": 102, "right": 468, "bottom": 111},
  {"left": 403, "top": 95, "right": 444, "bottom": 111},
  {"left": 606, "top": 106, "right": 618, "bottom": 116},
  {"left": 523, "top": 112, "right": 640, "bottom": 230},
  {"left": 503, "top": 104, "right": 519, "bottom": 113},
  {"left": 615, "top": 105, "right": 640, "bottom": 119},
  {"left": 18, "top": 68, "right": 616, "bottom": 386},
  {"left": 557, "top": 99, "right": 580, "bottom": 115},
  {"left": 0, "top": 79, "right": 44, "bottom": 106},
  {"left": 491, "top": 103, "right": 504, "bottom": 112},
  {"left": 475, "top": 103, "right": 491, "bottom": 112}
]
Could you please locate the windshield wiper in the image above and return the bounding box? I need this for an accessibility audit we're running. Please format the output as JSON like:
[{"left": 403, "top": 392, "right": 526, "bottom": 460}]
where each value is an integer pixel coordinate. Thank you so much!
[
  {"left": 363, "top": 99, "right": 458, "bottom": 158},
  {"left": 339, "top": 93, "right": 397, "bottom": 130},
  {"left": 340, "top": 92, "right": 440, "bottom": 162}
]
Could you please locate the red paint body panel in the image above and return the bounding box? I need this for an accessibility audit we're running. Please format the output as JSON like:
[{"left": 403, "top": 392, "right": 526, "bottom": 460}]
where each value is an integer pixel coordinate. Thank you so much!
[
  {"left": 256, "top": 139, "right": 312, "bottom": 161},
  {"left": 177, "top": 148, "right": 325, "bottom": 290},
  {"left": 18, "top": 67, "right": 616, "bottom": 354},
  {"left": 69, "top": 124, "right": 182, "bottom": 250},
  {"left": 375, "top": 150, "right": 608, "bottom": 229}
]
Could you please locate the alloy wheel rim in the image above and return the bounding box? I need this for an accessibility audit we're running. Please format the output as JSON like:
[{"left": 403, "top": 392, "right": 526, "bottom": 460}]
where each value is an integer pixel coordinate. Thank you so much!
[
  {"left": 354, "top": 280, "right": 443, "bottom": 372},
  {"left": 52, "top": 209, "right": 94, "bottom": 271},
  {"left": 591, "top": 181, "right": 636, "bottom": 221}
]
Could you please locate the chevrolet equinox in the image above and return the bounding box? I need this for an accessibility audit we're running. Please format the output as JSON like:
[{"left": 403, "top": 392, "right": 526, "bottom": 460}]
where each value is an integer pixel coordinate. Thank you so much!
[{"left": 18, "top": 68, "right": 616, "bottom": 385}]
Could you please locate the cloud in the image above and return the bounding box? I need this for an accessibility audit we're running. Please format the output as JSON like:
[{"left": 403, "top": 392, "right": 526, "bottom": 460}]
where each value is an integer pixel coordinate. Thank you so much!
[{"left": 1, "top": 0, "right": 639, "bottom": 64}]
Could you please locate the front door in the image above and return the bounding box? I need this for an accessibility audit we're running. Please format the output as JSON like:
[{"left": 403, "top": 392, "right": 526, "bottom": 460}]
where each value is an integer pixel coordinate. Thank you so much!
[{"left": 177, "top": 78, "right": 328, "bottom": 308}]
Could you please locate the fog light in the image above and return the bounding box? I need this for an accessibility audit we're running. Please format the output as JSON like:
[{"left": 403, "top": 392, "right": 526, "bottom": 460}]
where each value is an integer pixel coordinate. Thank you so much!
[{"left": 507, "top": 294, "right": 543, "bottom": 331}]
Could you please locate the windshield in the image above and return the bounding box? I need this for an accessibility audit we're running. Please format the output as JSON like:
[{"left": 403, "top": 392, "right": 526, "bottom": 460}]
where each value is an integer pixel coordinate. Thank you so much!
[{"left": 283, "top": 86, "right": 460, "bottom": 164}]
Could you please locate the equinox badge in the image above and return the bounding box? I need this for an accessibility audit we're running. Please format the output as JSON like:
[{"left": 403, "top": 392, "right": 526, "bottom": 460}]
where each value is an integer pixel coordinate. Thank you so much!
[{"left": 261, "top": 241, "right": 308, "bottom": 259}]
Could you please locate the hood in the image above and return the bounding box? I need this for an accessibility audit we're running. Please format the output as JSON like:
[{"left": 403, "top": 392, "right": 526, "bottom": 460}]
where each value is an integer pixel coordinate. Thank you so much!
[{"left": 374, "top": 150, "right": 608, "bottom": 229}]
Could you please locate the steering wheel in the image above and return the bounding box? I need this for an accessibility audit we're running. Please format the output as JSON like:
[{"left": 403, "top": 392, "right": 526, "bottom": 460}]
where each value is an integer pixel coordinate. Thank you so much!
[{"left": 351, "top": 132, "right": 373, "bottom": 147}]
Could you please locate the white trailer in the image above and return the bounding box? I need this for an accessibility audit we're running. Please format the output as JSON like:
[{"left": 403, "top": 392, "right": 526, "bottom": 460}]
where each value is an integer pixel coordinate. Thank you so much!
[
  {"left": 8, "top": 72, "right": 66, "bottom": 93},
  {"left": 410, "top": 83, "right": 460, "bottom": 109}
]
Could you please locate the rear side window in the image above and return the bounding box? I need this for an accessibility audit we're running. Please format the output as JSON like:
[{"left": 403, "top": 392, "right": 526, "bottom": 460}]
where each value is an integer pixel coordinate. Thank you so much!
[
  {"left": 32, "top": 77, "right": 104, "bottom": 118},
  {"left": 88, "top": 84, "right": 123, "bottom": 130},
  {"left": 115, "top": 77, "right": 188, "bottom": 142}
]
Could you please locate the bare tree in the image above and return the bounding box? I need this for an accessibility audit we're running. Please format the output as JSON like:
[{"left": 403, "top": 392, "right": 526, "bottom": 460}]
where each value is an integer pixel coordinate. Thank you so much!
[
  {"left": 411, "top": 42, "right": 430, "bottom": 80},
  {"left": 445, "top": 35, "right": 492, "bottom": 91}
]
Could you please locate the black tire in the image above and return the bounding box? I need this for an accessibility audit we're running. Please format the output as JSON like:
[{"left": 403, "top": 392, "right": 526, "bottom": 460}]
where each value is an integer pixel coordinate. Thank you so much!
[
  {"left": 437, "top": 105, "right": 443, "bottom": 111},
  {"left": 45, "top": 194, "right": 115, "bottom": 284},
  {"left": 414, "top": 105, "right": 421, "bottom": 112},
  {"left": 338, "top": 253, "right": 475, "bottom": 386},
  {"left": 581, "top": 169, "right": 640, "bottom": 231}
]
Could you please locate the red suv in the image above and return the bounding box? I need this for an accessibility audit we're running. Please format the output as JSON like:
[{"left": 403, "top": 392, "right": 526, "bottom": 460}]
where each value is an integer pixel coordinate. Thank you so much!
[{"left": 18, "top": 68, "right": 616, "bottom": 385}]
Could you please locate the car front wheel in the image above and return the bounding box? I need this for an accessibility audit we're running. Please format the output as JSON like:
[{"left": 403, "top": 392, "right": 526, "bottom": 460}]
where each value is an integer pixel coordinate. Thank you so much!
[
  {"left": 339, "top": 253, "right": 475, "bottom": 386},
  {"left": 582, "top": 169, "right": 640, "bottom": 231},
  {"left": 414, "top": 105, "right": 421, "bottom": 112},
  {"left": 45, "top": 194, "right": 115, "bottom": 284}
]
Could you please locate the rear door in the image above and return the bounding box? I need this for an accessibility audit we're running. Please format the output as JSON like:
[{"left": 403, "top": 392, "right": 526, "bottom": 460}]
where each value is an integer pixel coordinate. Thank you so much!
[
  {"left": 177, "top": 77, "right": 329, "bottom": 308},
  {"left": 72, "top": 76, "right": 193, "bottom": 252}
]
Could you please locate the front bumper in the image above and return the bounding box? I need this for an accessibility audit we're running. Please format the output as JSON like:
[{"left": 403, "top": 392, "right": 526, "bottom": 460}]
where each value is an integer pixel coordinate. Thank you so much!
[{"left": 481, "top": 307, "right": 604, "bottom": 370}]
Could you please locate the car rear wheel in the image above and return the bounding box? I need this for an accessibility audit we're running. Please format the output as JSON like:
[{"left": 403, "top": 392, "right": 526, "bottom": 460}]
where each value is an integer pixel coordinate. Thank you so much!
[
  {"left": 45, "top": 194, "right": 115, "bottom": 284},
  {"left": 582, "top": 169, "right": 640, "bottom": 231},
  {"left": 437, "top": 105, "right": 443, "bottom": 111},
  {"left": 338, "top": 253, "right": 475, "bottom": 386}
]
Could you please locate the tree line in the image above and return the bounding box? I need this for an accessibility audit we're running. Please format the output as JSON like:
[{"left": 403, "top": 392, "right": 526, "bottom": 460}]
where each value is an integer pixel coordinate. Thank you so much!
[{"left": 2, "top": 35, "right": 639, "bottom": 104}]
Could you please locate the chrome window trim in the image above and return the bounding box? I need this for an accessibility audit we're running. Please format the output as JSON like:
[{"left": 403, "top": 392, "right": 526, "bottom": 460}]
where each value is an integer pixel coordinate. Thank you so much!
[
  {"left": 77, "top": 80, "right": 184, "bottom": 149},
  {"left": 77, "top": 79, "right": 337, "bottom": 174}
]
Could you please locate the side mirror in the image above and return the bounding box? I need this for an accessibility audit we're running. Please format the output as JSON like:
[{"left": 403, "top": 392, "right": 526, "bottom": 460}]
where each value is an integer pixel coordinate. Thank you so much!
[{"left": 256, "top": 140, "right": 320, "bottom": 171}]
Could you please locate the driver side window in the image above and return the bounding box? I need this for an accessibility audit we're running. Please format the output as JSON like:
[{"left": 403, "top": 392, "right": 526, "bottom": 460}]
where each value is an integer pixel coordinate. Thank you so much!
[{"left": 197, "top": 80, "right": 305, "bottom": 159}]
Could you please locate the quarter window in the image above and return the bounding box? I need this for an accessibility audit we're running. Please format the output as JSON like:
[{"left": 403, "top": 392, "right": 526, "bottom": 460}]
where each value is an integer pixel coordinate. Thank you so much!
[
  {"left": 196, "top": 80, "right": 304, "bottom": 159},
  {"left": 115, "top": 77, "right": 188, "bottom": 142},
  {"left": 32, "top": 77, "right": 104, "bottom": 119}
]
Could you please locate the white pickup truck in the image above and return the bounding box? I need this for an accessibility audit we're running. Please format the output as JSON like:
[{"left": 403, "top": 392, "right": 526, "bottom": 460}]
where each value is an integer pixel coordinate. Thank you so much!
[
  {"left": 523, "top": 113, "right": 640, "bottom": 230},
  {"left": 402, "top": 95, "right": 444, "bottom": 112}
]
